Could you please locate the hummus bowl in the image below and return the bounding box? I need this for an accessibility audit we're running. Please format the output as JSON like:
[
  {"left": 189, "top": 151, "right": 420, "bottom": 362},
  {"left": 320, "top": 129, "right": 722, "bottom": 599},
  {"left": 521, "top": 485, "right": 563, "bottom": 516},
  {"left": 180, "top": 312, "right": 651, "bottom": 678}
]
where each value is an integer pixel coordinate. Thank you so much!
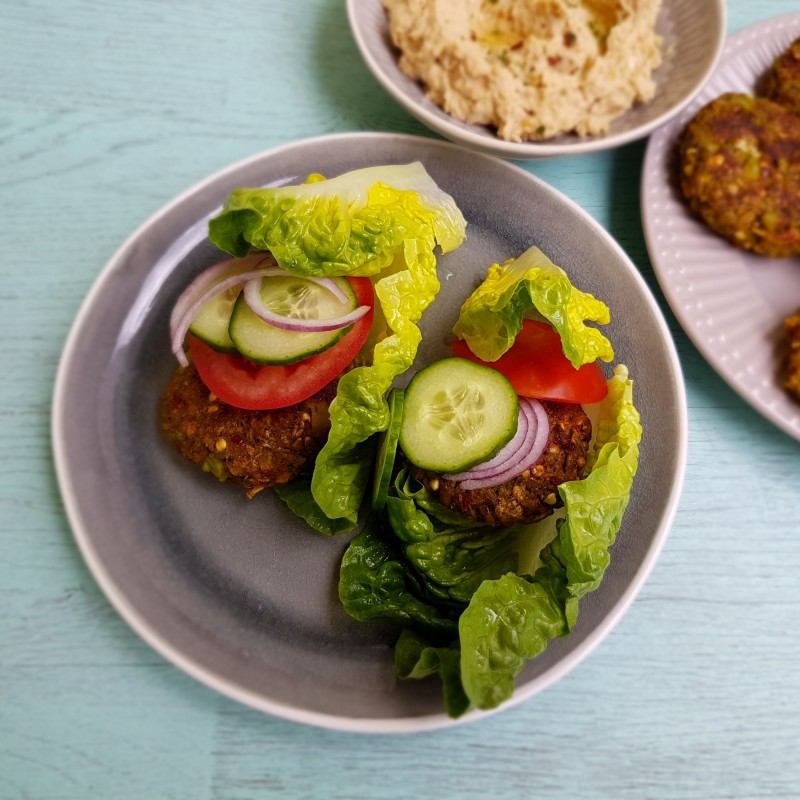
[{"left": 348, "top": 0, "right": 726, "bottom": 159}]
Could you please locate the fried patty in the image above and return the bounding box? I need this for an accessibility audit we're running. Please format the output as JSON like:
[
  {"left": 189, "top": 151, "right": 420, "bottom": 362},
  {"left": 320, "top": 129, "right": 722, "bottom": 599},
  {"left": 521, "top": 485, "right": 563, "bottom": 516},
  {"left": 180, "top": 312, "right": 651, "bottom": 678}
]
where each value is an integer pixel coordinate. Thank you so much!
[
  {"left": 763, "top": 37, "right": 800, "bottom": 116},
  {"left": 785, "top": 308, "right": 800, "bottom": 403},
  {"left": 678, "top": 93, "right": 800, "bottom": 258},
  {"left": 410, "top": 400, "right": 592, "bottom": 527},
  {"left": 160, "top": 365, "right": 336, "bottom": 497}
]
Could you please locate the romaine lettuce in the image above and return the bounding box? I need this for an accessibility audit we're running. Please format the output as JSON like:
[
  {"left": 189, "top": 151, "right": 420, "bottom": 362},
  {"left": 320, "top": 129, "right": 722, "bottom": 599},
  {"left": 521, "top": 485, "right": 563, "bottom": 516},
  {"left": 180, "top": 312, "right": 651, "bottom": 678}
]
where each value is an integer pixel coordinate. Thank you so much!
[
  {"left": 452, "top": 245, "right": 614, "bottom": 368},
  {"left": 458, "top": 365, "right": 641, "bottom": 709},
  {"left": 208, "top": 162, "right": 466, "bottom": 275},
  {"left": 375, "top": 366, "right": 640, "bottom": 715},
  {"left": 338, "top": 252, "right": 642, "bottom": 717},
  {"left": 337, "top": 515, "right": 460, "bottom": 639},
  {"left": 209, "top": 163, "right": 467, "bottom": 528}
]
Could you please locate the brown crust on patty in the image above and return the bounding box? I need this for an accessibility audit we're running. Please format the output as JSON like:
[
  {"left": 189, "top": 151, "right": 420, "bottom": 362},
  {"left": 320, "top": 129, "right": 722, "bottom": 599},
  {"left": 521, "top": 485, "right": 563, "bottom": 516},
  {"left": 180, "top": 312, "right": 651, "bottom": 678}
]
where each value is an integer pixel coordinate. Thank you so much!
[
  {"left": 160, "top": 364, "right": 336, "bottom": 497},
  {"left": 785, "top": 309, "right": 800, "bottom": 403},
  {"left": 763, "top": 37, "right": 800, "bottom": 116},
  {"left": 410, "top": 400, "right": 592, "bottom": 527},
  {"left": 678, "top": 93, "right": 800, "bottom": 258}
]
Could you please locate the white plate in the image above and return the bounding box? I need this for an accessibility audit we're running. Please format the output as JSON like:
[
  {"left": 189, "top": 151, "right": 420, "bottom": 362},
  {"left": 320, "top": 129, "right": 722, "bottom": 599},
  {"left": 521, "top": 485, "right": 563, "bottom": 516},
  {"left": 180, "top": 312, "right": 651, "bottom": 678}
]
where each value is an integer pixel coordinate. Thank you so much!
[
  {"left": 53, "top": 133, "right": 686, "bottom": 732},
  {"left": 347, "top": 0, "right": 726, "bottom": 159},
  {"left": 642, "top": 12, "right": 800, "bottom": 442}
]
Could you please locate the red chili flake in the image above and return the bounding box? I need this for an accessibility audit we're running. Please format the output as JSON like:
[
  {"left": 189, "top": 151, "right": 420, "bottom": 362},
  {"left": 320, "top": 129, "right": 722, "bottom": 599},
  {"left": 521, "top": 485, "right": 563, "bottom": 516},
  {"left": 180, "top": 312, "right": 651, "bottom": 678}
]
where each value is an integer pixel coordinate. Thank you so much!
[
  {"left": 511, "top": 40, "right": 524, "bottom": 51},
  {"left": 547, "top": 55, "right": 561, "bottom": 66},
  {"left": 231, "top": 435, "right": 243, "bottom": 445},
  {"left": 564, "top": 32, "right": 577, "bottom": 47},
  {"left": 470, "top": 31, "right": 476, "bottom": 41}
]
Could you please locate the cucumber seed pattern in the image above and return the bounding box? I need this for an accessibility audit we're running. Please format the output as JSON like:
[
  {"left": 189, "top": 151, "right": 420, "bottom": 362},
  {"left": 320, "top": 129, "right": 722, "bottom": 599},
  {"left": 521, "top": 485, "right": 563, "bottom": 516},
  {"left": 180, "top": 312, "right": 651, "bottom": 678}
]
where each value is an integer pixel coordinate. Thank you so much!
[
  {"left": 266, "top": 280, "right": 322, "bottom": 319},
  {"left": 424, "top": 385, "right": 486, "bottom": 445}
]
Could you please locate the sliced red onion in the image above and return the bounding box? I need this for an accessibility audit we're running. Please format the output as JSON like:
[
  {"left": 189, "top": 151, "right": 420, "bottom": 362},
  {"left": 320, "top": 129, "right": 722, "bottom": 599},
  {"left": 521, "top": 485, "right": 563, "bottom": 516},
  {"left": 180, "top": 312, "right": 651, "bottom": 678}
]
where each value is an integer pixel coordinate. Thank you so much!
[
  {"left": 170, "top": 256, "right": 360, "bottom": 366},
  {"left": 455, "top": 398, "right": 550, "bottom": 490},
  {"left": 448, "top": 405, "right": 529, "bottom": 481},
  {"left": 242, "top": 278, "right": 370, "bottom": 333},
  {"left": 169, "top": 253, "right": 276, "bottom": 335},
  {"left": 170, "top": 267, "right": 286, "bottom": 366}
]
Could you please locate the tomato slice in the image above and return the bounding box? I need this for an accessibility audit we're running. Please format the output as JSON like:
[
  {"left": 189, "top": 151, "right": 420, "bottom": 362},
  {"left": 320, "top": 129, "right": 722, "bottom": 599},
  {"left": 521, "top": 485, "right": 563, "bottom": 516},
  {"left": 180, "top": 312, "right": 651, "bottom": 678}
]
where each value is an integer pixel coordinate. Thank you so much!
[
  {"left": 189, "top": 276, "right": 374, "bottom": 410},
  {"left": 451, "top": 319, "right": 608, "bottom": 404}
]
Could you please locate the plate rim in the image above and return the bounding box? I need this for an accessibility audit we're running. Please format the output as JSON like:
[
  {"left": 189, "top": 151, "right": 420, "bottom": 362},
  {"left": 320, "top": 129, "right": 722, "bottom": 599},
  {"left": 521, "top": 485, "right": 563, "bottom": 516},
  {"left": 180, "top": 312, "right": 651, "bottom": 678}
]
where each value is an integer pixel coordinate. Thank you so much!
[
  {"left": 641, "top": 11, "right": 800, "bottom": 444},
  {"left": 52, "top": 131, "right": 688, "bottom": 732},
  {"left": 346, "top": 0, "right": 727, "bottom": 159}
]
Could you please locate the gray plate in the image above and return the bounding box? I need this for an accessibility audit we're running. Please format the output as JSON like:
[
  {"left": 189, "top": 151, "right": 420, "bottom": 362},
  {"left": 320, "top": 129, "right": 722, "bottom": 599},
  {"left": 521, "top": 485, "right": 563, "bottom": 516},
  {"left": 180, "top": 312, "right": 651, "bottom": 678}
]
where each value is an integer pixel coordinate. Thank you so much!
[{"left": 52, "top": 133, "right": 687, "bottom": 732}]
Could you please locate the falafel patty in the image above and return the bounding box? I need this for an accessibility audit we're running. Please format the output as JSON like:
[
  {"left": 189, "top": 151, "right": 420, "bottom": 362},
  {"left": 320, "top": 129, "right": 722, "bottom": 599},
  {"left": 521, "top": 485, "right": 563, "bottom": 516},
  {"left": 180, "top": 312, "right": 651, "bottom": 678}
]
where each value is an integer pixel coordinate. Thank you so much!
[
  {"left": 410, "top": 400, "right": 592, "bottom": 527},
  {"left": 678, "top": 93, "right": 800, "bottom": 258},
  {"left": 161, "top": 364, "right": 336, "bottom": 497},
  {"left": 763, "top": 37, "right": 800, "bottom": 116},
  {"left": 784, "top": 308, "right": 800, "bottom": 403}
]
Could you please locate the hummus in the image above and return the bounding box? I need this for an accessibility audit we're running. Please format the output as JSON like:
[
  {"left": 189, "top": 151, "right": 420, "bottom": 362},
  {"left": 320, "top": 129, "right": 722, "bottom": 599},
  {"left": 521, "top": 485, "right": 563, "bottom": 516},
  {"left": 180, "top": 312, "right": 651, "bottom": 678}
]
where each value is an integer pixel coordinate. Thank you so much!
[{"left": 383, "top": 0, "right": 663, "bottom": 142}]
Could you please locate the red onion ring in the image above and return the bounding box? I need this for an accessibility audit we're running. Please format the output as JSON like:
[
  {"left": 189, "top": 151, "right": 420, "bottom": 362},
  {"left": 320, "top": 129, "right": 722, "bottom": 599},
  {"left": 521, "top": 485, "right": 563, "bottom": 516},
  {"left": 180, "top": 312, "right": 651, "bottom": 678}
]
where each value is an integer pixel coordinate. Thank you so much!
[
  {"left": 242, "top": 278, "right": 370, "bottom": 333},
  {"left": 455, "top": 398, "right": 550, "bottom": 490},
  {"left": 448, "top": 405, "right": 529, "bottom": 481},
  {"left": 170, "top": 256, "right": 360, "bottom": 366},
  {"left": 170, "top": 267, "right": 288, "bottom": 366},
  {"left": 169, "top": 254, "right": 276, "bottom": 336}
]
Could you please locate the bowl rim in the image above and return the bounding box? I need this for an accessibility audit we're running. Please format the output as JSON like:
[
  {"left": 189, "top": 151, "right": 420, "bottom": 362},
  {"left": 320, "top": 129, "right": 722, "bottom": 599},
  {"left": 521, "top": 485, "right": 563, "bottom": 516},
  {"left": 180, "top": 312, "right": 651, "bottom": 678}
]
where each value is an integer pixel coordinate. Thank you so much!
[{"left": 347, "top": 0, "right": 728, "bottom": 159}]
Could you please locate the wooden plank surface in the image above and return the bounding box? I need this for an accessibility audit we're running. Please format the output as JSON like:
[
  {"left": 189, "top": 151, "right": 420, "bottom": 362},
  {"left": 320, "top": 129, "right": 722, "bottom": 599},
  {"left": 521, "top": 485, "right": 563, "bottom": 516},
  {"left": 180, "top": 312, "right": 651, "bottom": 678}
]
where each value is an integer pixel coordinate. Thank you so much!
[{"left": 2, "top": 1, "right": 799, "bottom": 798}]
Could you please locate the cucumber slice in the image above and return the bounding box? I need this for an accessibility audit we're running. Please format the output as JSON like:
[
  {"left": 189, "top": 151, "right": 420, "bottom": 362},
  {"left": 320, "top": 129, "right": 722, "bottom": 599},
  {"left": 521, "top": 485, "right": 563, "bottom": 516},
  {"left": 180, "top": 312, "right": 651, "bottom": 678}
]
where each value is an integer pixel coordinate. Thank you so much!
[
  {"left": 372, "top": 388, "right": 405, "bottom": 511},
  {"left": 400, "top": 358, "right": 518, "bottom": 474},
  {"left": 228, "top": 276, "right": 356, "bottom": 365},
  {"left": 188, "top": 266, "right": 252, "bottom": 353}
]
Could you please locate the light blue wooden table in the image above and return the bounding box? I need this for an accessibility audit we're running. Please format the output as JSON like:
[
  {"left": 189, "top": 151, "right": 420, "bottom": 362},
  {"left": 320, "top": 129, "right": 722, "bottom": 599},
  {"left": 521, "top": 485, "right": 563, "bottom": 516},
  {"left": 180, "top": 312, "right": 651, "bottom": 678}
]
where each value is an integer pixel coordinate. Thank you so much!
[{"left": 3, "top": 2, "right": 799, "bottom": 798}]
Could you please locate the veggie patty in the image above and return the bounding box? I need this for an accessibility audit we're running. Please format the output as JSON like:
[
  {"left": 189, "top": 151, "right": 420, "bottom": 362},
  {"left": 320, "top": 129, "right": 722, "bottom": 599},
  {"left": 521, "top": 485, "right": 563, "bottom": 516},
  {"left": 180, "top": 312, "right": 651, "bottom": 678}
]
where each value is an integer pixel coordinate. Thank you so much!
[
  {"left": 161, "top": 364, "right": 337, "bottom": 497},
  {"left": 763, "top": 36, "right": 800, "bottom": 116},
  {"left": 410, "top": 400, "right": 592, "bottom": 527},
  {"left": 678, "top": 93, "right": 800, "bottom": 258},
  {"left": 785, "top": 308, "right": 800, "bottom": 403}
]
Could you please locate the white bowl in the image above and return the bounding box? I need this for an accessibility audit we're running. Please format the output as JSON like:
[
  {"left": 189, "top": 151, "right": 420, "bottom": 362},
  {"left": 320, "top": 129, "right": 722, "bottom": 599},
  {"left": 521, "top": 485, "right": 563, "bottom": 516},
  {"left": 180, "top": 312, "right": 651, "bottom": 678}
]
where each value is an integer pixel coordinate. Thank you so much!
[{"left": 348, "top": 0, "right": 727, "bottom": 159}]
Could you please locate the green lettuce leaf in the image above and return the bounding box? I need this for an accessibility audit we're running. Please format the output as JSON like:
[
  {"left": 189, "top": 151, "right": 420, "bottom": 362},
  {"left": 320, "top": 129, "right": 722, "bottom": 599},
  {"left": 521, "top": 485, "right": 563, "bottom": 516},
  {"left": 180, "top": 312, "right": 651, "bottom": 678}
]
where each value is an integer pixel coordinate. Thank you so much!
[
  {"left": 452, "top": 245, "right": 613, "bottom": 367},
  {"left": 272, "top": 475, "right": 355, "bottom": 537},
  {"left": 556, "top": 364, "right": 642, "bottom": 618},
  {"left": 386, "top": 472, "right": 519, "bottom": 605},
  {"left": 459, "top": 570, "right": 568, "bottom": 710},
  {"left": 394, "top": 628, "right": 469, "bottom": 718},
  {"left": 337, "top": 516, "right": 459, "bottom": 638},
  {"left": 458, "top": 365, "right": 641, "bottom": 709},
  {"left": 208, "top": 162, "right": 467, "bottom": 275},
  {"left": 208, "top": 164, "right": 467, "bottom": 529},
  {"left": 334, "top": 245, "right": 642, "bottom": 717}
]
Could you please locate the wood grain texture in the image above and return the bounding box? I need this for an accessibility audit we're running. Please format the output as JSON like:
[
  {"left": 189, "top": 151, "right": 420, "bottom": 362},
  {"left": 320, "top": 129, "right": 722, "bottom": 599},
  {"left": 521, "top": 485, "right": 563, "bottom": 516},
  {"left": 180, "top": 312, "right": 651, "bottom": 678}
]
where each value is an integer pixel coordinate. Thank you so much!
[{"left": 2, "top": 1, "right": 799, "bottom": 798}]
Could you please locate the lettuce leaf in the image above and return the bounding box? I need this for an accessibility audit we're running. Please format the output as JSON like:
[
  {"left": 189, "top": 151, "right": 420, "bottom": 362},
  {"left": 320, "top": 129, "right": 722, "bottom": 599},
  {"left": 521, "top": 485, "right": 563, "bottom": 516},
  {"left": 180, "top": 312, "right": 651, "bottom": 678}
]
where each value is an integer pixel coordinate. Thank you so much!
[
  {"left": 208, "top": 162, "right": 467, "bottom": 275},
  {"left": 394, "top": 629, "right": 469, "bottom": 718},
  {"left": 385, "top": 471, "right": 519, "bottom": 605},
  {"left": 556, "top": 364, "right": 642, "bottom": 620},
  {"left": 351, "top": 366, "right": 641, "bottom": 716},
  {"left": 209, "top": 164, "right": 467, "bottom": 529},
  {"left": 452, "top": 245, "right": 613, "bottom": 367},
  {"left": 337, "top": 516, "right": 460, "bottom": 639},
  {"left": 458, "top": 570, "right": 568, "bottom": 710},
  {"left": 458, "top": 365, "right": 641, "bottom": 709},
  {"left": 333, "top": 246, "right": 642, "bottom": 716},
  {"left": 272, "top": 475, "right": 355, "bottom": 537}
]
